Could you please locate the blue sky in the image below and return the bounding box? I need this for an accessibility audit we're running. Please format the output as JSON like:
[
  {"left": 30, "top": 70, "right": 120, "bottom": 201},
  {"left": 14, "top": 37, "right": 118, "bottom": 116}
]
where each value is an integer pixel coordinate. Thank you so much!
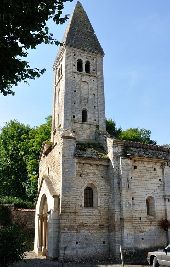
[{"left": 1, "top": 0, "right": 170, "bottom": 145}]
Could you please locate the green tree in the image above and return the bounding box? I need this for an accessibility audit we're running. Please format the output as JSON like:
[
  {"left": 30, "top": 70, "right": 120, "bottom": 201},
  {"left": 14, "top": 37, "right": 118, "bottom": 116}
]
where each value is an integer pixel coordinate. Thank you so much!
[
  {"left": 0, "top": 120, "right": 31, "bottom": 197},
  {"left": 0, "top": 206, "right": 27, "bottom": 267},
  {"left": 106, "top": 119, "right": 156, "bottom": 144},
  {"left": 0, "top": 0, "right": 72, "bottom": 96},
  {"left": 119, "top": 128, "right": 156, "bottom": 145},
  {"left": 24, "top": 116, "right": 52, "bottom": 200},
  {"left": 0, "top": 116, "right": 51, "bottom": 201},
  {"left": 106, "top": 119, "right": 122, "bottom": 138}
]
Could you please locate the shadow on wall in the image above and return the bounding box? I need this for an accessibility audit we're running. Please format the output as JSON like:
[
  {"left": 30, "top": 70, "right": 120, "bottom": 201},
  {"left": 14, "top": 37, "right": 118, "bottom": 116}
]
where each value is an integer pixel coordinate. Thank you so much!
[{"left": 12, "top": 259, "right": 117, "bottom": 267}]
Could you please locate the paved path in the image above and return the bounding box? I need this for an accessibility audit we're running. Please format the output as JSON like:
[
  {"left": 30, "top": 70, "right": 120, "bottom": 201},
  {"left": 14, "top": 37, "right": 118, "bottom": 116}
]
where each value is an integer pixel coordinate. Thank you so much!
[{"left": 12, "top": 251, "right": 148, "bottom": 267}]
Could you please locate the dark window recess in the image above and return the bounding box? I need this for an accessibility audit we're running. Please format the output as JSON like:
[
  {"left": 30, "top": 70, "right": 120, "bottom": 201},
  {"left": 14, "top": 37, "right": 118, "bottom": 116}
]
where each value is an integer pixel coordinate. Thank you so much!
[
  {"left": 76, "top": 241, "right": 78, "bottom": 244},
  {"left": 58, "top": 68, "right": 60, "bottom": 79},
  {"left": 82, "top": 109, "right": 87, "bottom": 122},
  {"left": 146, "top": 196, "right": 155, "bottom": 216},
  {"left": 85, "top": 61, "right": 90, "bottom": 73},
  {"left": 139, "top": 217, "right": 141, "bottom": 220},
  {"left": 77, "top": 59, "right": 83, "bottom": 72},
  {"left": 73, "top": 115, "right": 75, "bottom": 119},
  {"left": 103, "top": 241, "right": 105, "bottom": 244},
  {"left": 134, "top": 166, "right": 137, "bottom": 169},
  {"left": 159, "top": 179, "right": 162, "bottom": 182},
  {"left": 84, "top": 187, "right": 93, "bottom": 207},
  {"left": 132, "top": 197, "right": 134, "bottom": 201},
  {"left": 58, "top": 196, "right": 60, "bottom": 209},
  {"left": 154, "top": 168, "right": 156, "bottom": 171}
]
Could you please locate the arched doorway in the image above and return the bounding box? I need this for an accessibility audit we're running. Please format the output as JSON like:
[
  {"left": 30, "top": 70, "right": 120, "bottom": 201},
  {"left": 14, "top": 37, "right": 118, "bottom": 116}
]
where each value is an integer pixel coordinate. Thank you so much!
[{"left": 38, "top": 194, "right": 48, "bottom": 256}]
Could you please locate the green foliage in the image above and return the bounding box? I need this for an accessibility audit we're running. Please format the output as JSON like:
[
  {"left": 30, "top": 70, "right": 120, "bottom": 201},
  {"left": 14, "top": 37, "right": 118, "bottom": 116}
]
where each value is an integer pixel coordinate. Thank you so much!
[
  {"left": 0, "top": 206, "right": 27, "bottom": 266},
  {"left": 0, "top": 120, "right": 31, "bottom": 197},
  {"left": 0, "top": 116, "right": 51, "bottom": 202},
  {"left": 0, "top": 206, "right": 12, "bottom": 226},
  {"left": 106, "top": 119, "right": 156, "bottom": 144},
  {"left": 0, "top": 224, "right": 27, "bottom": 267},
  {"left": 0, "top": 197, "right": 34, "bottom": 209},
  {"left": 24, "top": 116, "right": 52, "bottom": 200},
  {"left": 0, "top": 0, "right": 73, "bottom": 95},
  {"left": 106, "top": 119, "right": 122, "bottom": 138},
  {"left": 119, "top": 128, "right": 156, "bottom": 144}
]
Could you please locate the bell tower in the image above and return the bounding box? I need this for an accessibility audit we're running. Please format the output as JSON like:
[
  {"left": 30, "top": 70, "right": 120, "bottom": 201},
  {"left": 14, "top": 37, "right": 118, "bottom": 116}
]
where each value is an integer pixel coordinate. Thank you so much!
[{"left": 52, "top": 1, "right": 106, "bottom": 142}]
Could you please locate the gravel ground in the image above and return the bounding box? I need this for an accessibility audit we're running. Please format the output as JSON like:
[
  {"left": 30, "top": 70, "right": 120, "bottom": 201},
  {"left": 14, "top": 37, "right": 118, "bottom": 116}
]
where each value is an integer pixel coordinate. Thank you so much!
[{"left": 12, "top": 251, "right": 149, "bottom": 267}]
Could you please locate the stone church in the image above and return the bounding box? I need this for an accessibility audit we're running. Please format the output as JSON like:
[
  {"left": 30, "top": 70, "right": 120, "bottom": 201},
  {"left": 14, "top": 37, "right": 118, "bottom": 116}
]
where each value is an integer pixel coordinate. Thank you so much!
[{"left": 34, "top": 1, "right": 170, "bottom": 261}]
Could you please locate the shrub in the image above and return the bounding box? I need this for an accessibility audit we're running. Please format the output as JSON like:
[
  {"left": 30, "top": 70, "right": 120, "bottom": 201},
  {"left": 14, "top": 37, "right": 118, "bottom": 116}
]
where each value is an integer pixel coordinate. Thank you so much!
[
  {"left": 0, "top": 206, "right": 28, "bottom": 267},
  {"left": 0, "top": 224, "right": 27, "bottom": 267},
  {"left": 0, "top": 196, "right": 34, "bottom": 209},
  {"left": 0, "top": 206, "right": 12, "bottom": 226}
]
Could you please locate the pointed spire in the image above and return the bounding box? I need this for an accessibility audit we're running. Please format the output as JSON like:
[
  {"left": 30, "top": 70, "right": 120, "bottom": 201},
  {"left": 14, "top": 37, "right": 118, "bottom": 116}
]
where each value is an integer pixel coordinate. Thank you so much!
[{"left": 63, "top": 1, "right": 104, "bottom": 55}]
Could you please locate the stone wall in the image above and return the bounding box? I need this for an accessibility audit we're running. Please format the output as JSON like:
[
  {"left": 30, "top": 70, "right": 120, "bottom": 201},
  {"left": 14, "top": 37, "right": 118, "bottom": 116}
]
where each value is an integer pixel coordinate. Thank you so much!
[
  {"left": 59, "top": 154, "right": 111, "bottom": 261},
  {"left": 110, "top": 140, "right": 170, "bottom": 252},
  {"left": 12, "top": 207, "right": 35, "bottom": 230}
]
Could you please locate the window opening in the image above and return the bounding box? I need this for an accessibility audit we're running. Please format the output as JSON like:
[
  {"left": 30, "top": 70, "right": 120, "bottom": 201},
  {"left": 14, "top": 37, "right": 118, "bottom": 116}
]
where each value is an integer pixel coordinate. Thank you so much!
[
  {"left": 85, "top": 61, "right": 90, "bottom": 73},
  {"left": 58, "top": 68, "right": 60, "bottom": 79},
  {"left": 77, "top": 59, "right": 83, "bottom": 72},
  {"left": 82, "top": 109, "right": 87, "bottom": 122},
  {"left": 146, "top": 196, "right": 155, "bottom": 216},
  {"left": 84, "top": 187, "right": 93, "bottom": 207},
  {"left": 60, "top": 64, "right": 62, "bottom": 75}
]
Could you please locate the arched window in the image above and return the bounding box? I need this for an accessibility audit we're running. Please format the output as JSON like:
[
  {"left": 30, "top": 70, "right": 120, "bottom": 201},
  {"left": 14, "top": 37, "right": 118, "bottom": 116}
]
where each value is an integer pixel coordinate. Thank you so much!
[
  {"left": 82, "top": 109, "right": 87, "bottom": 122},
  {"left": 84, "top": 187, "right": 93, "bottom": 207},
  {"left": 77, "top": 59, "right": 83, "bottom": 72},
  {"left": 146, "top": 196, "right": 155, "bottom": 216},
  {"left": 85, "top": 61, "right": 90, "bottom": 73}
]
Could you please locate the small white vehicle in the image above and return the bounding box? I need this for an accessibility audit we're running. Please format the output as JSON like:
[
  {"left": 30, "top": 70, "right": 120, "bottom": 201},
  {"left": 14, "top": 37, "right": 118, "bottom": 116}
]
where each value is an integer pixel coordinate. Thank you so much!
[{"left": 147, "top": 245, "right": 170, "bottom": 266}]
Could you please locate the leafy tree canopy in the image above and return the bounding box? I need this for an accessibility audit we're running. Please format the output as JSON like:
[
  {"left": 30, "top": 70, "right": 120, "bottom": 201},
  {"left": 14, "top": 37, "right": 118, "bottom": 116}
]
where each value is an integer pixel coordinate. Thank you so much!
[
  {"left": 0, "top": 0, "right": 72, "bottom": 96},
  {"left": 120, "top": 128, "right": 156, "bottom": 145},
  {"left": 106, "top": 119, "right": 156, "bottom": 145},
  {"left": 0, "top": 116, "right": 51, "bottom": 201},
  {"left": 106, "top": 119, "right": 122, "bottom": 138}
]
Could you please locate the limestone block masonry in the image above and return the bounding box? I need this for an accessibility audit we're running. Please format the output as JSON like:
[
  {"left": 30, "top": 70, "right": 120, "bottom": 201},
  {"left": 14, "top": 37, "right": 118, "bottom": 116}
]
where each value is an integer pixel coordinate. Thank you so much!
[{"left": 34, "top": 1, "right": 170, "bottom": 262}]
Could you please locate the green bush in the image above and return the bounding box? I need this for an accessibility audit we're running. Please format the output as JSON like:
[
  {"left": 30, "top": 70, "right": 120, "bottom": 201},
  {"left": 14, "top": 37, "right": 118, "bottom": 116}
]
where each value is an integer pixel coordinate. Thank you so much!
[
  {"left": 0, "top": 206, "right": 12, "bottom": 226},
  {"left": 0, "top": 224, "right": 27, "bottom": 267},
  {"left": 0, "top": 206, "right": 27, "bottom": 266},
  {"left": 0, "top": 196, "right": 34, "bottom": 209}
]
